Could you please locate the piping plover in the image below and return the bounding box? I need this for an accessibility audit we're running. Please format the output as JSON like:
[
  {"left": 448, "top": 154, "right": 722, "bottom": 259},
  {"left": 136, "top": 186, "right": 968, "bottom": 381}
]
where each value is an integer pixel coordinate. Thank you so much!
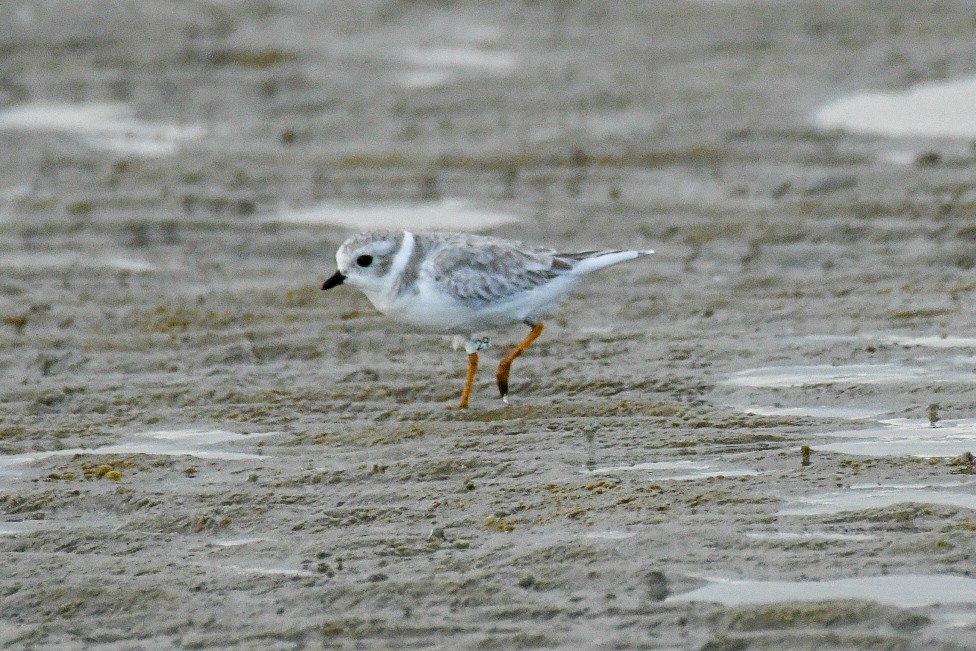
[{"left": 322, "top": 230, "right": 653, "bottom": 408}]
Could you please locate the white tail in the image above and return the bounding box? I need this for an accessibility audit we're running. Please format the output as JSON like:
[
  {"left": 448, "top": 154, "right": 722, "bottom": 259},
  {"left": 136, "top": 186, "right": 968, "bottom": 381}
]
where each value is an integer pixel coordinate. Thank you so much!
[{"left": 564, "top": 249, "right": 654, "bottom": 275}]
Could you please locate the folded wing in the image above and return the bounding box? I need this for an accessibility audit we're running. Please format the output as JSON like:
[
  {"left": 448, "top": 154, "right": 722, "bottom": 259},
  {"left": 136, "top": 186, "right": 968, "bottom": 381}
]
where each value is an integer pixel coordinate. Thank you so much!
[{"left": 425, "top": 240, "right": 562, "bottom": 305}]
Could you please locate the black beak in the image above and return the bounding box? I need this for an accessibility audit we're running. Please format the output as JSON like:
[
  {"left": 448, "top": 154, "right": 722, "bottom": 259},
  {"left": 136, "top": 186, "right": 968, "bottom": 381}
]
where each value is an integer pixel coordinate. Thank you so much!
[{"left": 322, "top": 271, "right": 346, "bottom": 290}]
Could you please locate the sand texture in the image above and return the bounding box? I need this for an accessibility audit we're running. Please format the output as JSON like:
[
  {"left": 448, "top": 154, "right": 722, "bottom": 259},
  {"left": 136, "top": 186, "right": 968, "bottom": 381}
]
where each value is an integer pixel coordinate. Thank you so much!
[{"left": 3, "top": 1, "right": 976, "bottom": 649}]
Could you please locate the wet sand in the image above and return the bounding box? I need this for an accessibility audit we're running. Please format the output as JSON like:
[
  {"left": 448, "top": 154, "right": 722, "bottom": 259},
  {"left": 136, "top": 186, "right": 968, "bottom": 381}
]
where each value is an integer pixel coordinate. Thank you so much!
[{"left": 3, "top": 1, "right": 976, "bottom": 648}]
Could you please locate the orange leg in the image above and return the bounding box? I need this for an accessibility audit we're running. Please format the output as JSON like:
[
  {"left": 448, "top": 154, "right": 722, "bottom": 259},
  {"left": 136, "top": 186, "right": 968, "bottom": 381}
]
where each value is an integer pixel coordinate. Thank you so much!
[
  {"left": 458, "top": 352, "right": 479, "bottom": 409},
  {"left": 496, "top": 321, "right": 544, "bottom": 401}
]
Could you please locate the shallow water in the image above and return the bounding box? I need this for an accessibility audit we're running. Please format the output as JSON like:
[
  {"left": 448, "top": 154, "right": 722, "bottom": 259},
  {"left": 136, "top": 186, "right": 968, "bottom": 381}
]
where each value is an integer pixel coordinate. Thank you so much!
[
  {"left": 814, "top": 75, "right": 976, "bottom": 138},
  {"left": 723, "top": 363, "right": 973, "bottom": 389},
  {"left": 400, "top": 69, "right": 454, "bottom": 89},
  {"left": 779, "top": 481, "right": 976, "bottom": 516},
  {"left": 197, "top": 563, "right": 316, "bottom": 578},
  {"left": 744, "top": 531, "right": 877, "bottom": 542},
  {"left": 735, "top": 404, "right": 885, "bottom": 420},
  {"left": 0, "top": 429, "right": 277, "bottom": 485},
  {"left": 669, "top": 573, "right": 976, "bottom": 607},
  {"left": 881, "top": 335, "right": 976, "bottom": 349},
  {"left": 584, "top": 530, "right": 636, "bottom": 540},
  {"left": 586, "top": 459, "right": 758, "bottom": 481},
  {"left": 402, "top": 47, "right": 518, "bottom": 72},
  {"left": 785, "top": 333, "right": 976, "bottom": 349},
  {"left": 725, "top": 333, "right": 976, "bottom": 422},
  {"left": 931, "top": 609, "right": 976, "bottom": 629},
  {"left": 0, "top": 520, "right": 48, "bottom": 536},
  {"left": 817, "top": 418, "right": 976, "bottom": 459},
  {"left": 209, "top": 537, "right": 270, "bottom": 547},
  {"left": 0, "top": 103, "right": 206, "bottom": 156},
  {"left": 397, "top": 34, "right": 515, "bottom": 88},
  {"left": 0, "top": 252, "right": 155, "bottom": 272},
  {"left": 270, "top": 198, "right": 520, "bottom": 231},
  {"left": 820, "top": 440, "right": 976, "bottom": 457}
]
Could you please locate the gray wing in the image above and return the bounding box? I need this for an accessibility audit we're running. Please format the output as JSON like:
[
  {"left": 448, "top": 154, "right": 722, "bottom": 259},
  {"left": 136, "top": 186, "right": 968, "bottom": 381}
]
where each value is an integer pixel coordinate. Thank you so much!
[{"left": 423, "top": 238, "right": 567, "bottom": 305}]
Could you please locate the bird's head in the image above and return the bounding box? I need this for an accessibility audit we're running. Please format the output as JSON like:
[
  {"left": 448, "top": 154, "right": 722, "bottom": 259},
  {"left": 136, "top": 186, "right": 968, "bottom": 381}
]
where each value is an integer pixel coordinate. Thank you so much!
[{"left": 322, "top": 230, "right": 405, "bottom": 296}]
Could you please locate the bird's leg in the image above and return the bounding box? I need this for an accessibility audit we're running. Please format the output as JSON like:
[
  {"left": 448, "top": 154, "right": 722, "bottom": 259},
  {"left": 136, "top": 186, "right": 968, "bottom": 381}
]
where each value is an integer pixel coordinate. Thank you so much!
[
  {"left": 458, "top": 352, "right": 478, "bottom": 409},
  {"left": 457, "top": 337, "right": 491, "bottom": 409},
  {"left": 496, "top": 321, "right": 544, "bottom": 403}
]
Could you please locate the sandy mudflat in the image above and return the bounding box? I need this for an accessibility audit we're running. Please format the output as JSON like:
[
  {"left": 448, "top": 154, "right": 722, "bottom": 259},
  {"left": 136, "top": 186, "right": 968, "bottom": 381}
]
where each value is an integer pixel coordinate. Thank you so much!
[{"left": 3, "top": 1, "right": 976, "bottom": 649}]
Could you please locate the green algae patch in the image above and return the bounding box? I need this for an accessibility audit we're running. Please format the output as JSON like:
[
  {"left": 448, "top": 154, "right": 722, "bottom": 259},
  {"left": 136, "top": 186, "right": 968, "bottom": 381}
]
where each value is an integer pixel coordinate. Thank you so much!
[
  {"left": 368, "top": 424, "right": 427, "bottom": 446},
  {"left": 2, "top": 313, "right": 29, "bottom": 334},
  {"left": 207, "top": 48, "right": 293, "bottom": 68},
  {"left": 449, "top": 399, "right": 695, "bottom": 422},
  {"left": 43, "top": 457, "right": 159, "bottom": 483},
  {"left": 0, "top": 491, "right": 59, "bottom": 513},
  {"left": 727, "top": 601, "right": 886, "bottom": 631},
  {"left": 133, "top": 304, "right": 258, "bottom": 333},
  {"left": 687, "top": 489, "right": 778, "bottom": 508},
  {"left": 82, "top": 458, "right": 135, "bottom": 480},
  {"left": 543, "top": 480, "right": 671, "bottom": 523},
  {"left": 890, "top": 307, "right": 955, "bottom": 320},
  {"left": 723, "top": 601, "right": 930, "bottom": 636},
  {"left": 403, "top": 457, "right": 478, "bottom": 480},
  {"left": 943, "top": 519, "right": 976, "bottom": 533},
  {"left": 12, "top": 585, "right": 176, "bottom": 621},
  {"left": 483, "top": 514, "right": 517, "bottom": 532}
]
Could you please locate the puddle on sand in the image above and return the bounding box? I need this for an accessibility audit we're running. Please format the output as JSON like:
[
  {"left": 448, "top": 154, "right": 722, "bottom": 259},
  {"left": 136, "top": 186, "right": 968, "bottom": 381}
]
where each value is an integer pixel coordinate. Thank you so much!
[
  {"left": 724, "top": 363, "right": 974, "bottom": 388},
  {"left": 0, "top": 521, "right": 48, "bottom": 536},
  {"left": 818, "top": 418, "right": 976, "bottom": 459},
  {"left": 779, "top": 481, "right": 976, "bottom": 516},
  {"left": 744, "top": 531, "right": 877, "bottom": 542},
  {"left": 822, "top": 439, "right": 976, "bottom": 458},
  {"left": 881, "top": 334, "right": 976, "bottom": 349},
  {"left": 932, "top": 609, "right": 976, "bottom": 629},
  {"left": 210, "top": 537, "right": 268, "bottom": 548},
  {"left": 400, "top": 69, "right": 454, "bottom": 89},
  {"left": 0, "top": 429, "right": 277, "bottom": 484},
  {"left": 785, "top": 333, "right": 976, "bottom": 349},
  {"left": 0, "top": 103, "right": 206, "bottom": 157},
  {"left": 403, "top": 47, "right": 518, "bottom": 72},
  {"left": 728, "top": 333, "right": 976, "bottom": 421},
  {"left": 217, "top": 565, "right": 314, "bottom": 577},
  {"left": 193, "top": 562, "right": 315, "bottom": 578},
  {"left": 270, "top": 198, "right": 520, "bottom": 231},
  {"left": 0, "top": 514, "right": 125, "bottom": 535},
  {"left": 399, "top": 47, "right": 517, "bottom": 88},
  {"left": 668, "top": 574, "right": 976, "bottom": 608},
  {"left": 814, "top": 74, "right": 976, "bottom": 138},
  {"left": 736, "top": 404, "right": 885, "bottom": 420},
  {"left": 0, "top": 251, "right": 154, "bottom": 272},
  {"left": 587, "top": 460, "right": 758, "bottom": 481},
  {"left": 584, "top": 530, "right": 636, "bottom": 541}
]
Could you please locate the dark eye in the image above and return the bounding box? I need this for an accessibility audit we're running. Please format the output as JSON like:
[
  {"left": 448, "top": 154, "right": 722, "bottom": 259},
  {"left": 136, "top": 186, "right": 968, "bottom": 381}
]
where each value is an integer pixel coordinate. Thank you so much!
[{"left": 356, "top": 254, "right": 374, "bottom": 268}]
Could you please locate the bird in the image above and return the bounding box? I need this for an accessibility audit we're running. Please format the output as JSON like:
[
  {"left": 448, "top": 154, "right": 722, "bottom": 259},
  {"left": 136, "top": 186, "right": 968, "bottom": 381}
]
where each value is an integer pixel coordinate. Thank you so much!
[{"left": 322, "top": 230, "right": 653, "bottom": 408}]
